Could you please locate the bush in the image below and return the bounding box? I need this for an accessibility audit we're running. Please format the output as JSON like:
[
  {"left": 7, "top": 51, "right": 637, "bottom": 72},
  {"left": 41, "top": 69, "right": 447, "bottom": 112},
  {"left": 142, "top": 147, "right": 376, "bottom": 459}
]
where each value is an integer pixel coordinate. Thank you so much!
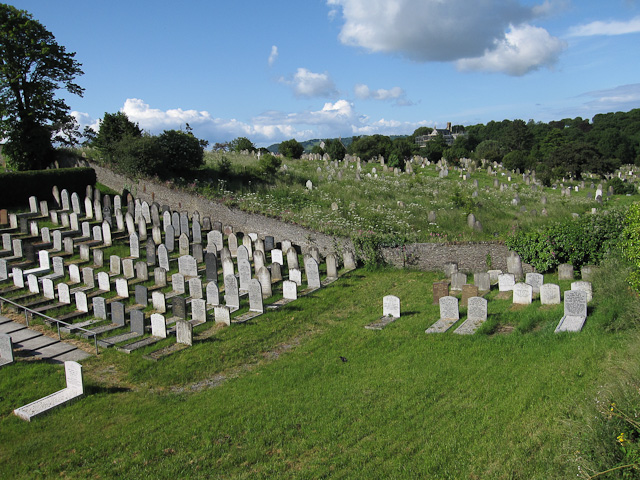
[
  {"left": 279, "top": 139, "right": 304, "bottom": 159},
  {"left": 156, "top": 129, "right": 204, "bottom": 175},
  {"left": 257, "top": 153, "right": 282, "bottom": 176},
  {"left": 111, "top": 134, "right": 163, "bottom": 178},
  {"left": 506, "top": 208, "right": 627, "bottom": 272},
  {"left": 608, "top": 177, "right": 636, "bottom": 195},
  {"left": 0, "top": 167, "right": 96, "bottom": 207}
]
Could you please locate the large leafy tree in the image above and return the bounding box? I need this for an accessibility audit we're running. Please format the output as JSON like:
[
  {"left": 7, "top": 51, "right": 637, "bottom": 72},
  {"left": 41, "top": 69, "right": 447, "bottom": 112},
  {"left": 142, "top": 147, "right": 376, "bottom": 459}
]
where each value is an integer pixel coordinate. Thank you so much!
[{"left": 0, "top": 4, "right": 84, "bottom": 170}]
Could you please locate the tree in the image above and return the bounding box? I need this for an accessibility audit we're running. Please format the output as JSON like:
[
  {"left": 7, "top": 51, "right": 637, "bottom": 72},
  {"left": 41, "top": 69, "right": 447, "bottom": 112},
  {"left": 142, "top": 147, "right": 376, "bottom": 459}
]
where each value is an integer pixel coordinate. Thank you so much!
[
  {"left": 230, "top": 136, "right": 255, "bottom": 153},
  {"left": 0, "top": 4, "right": 84, "bottom": 170},
  {"left": 279, "top": 138, "right": 304, "bottom": 159},
  {"left": 156, "top": 129, "right": 205, "bottom": 174},
  {"left": 257, "top": 153, "right": 282, "bottom": 176},
  {"left": 93, "top": 111, "right": 142, "bottom": 161},
  {"left": 347, "top": 134, "right": 392, "bottom": 161},
  {"left": 324, "top": 138, "right": 346, "bottom": 161}
]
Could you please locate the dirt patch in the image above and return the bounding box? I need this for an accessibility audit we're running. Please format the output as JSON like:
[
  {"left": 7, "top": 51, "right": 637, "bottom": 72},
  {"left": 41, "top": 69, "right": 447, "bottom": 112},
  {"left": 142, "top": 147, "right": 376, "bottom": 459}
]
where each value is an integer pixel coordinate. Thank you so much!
[{"left": 492, "top": 325, "right": 515, "bottom": 335}]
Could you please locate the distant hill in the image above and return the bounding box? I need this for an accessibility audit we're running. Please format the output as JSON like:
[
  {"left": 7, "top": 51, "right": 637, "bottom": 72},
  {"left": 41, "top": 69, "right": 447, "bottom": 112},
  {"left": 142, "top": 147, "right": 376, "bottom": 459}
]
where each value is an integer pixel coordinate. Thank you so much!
[{"left": 268, "top": 135, "right": 409, "bottom": 154}]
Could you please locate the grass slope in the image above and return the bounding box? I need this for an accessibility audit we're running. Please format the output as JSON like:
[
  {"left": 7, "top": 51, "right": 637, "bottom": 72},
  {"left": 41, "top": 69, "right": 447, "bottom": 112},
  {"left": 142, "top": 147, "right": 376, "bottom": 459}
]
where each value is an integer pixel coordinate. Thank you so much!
[{"left": 0, "top": 269, "right": 636, "bottom": 479}]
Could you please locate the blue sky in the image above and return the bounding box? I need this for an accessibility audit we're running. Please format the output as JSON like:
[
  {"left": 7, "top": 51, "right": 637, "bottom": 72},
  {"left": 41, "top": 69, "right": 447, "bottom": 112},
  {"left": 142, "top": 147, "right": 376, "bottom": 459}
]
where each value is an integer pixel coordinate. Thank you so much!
[{"left": 10, "top": 0, "right": 640, "bottom": 147}]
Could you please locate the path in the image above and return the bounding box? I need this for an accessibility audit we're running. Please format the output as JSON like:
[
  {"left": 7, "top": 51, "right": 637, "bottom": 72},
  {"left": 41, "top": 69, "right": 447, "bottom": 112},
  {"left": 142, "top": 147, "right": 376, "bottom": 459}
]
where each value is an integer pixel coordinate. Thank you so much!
[{"left": 0, "top": 316, "right": 91, "bottom": 363}]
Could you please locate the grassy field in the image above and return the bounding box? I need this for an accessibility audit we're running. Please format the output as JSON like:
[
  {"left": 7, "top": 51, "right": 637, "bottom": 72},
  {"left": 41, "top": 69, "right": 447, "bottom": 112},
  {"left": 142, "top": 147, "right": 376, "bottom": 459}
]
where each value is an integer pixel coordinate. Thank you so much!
[
  {"left": 2, "top": 267, "right": 638, "bottom": 479},
  {"left": 162, "top": 151, "right": 639, "bottom": 244}
]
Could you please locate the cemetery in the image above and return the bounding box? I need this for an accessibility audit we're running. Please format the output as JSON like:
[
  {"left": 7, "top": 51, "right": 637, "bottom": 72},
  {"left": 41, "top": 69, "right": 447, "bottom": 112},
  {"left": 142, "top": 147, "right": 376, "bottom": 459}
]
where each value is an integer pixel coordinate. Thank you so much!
[{"left": 0, "top": 165, "right": 638, "bottom": 479}]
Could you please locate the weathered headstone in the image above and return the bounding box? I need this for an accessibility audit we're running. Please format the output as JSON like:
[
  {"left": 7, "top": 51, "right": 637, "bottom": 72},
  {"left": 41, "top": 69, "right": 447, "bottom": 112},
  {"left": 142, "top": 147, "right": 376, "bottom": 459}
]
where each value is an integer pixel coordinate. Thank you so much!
[
  {"left": 540, "top": 283, "right": 561, "bottom": 305},
  {"left": 558, "top": 263, "right": 574, "bottom": 280},
  {"left": 512, "top": 283, "right": 533, "bottom": 304},
  {"left": 498, "top": 273, "right": 515, "bottom": 292}
]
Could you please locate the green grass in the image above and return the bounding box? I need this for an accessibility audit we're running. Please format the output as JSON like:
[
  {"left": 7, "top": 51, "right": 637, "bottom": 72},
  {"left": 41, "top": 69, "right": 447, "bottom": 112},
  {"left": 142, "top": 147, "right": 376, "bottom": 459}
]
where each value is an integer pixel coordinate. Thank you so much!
[
  {"left": 186, "top": 152, "right": 638, "bottom": 244},
  {"left": 1, "top": 268, "right": 637, "bottom": 479}
]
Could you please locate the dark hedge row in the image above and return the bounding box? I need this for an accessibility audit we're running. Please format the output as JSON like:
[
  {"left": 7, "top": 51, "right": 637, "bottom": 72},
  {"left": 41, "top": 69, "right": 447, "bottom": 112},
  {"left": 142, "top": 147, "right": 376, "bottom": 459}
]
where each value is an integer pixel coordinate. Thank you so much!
[{"left": 0, "top": 167, "right": 96, "bottom": 208}]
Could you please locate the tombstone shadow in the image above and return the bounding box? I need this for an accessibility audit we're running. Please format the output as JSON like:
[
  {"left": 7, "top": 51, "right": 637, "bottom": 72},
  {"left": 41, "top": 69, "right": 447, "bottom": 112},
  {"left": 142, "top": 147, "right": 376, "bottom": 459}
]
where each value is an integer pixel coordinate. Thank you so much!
[{"left": 84, "top": 384, "right": 131, "bottom": 395}]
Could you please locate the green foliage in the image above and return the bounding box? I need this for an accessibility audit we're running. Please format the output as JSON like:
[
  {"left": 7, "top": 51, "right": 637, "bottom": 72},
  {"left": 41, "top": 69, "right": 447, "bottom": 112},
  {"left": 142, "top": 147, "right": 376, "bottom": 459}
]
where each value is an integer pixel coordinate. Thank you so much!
[
  {"left": 421, "top": 134, "right": 446, "bottom": 162},
  {"left": 257, "top": 153, "right": 282, "bottom": 176},
  {"left": 352, "top": 230, "right": 406, "bottom": 269},
  {"left": 506, "top": 208, "right": 627, "bottom": 272},
  {"left": 622, "top": 203, "right": 640, "bottom": 292},
  {"left": 609, "top": 177, "right": 637, "bottom": 195},
  {"left": 0, "top": 167, "right": 95, "bottom": 207},
  {"left": 0, "top": 4, "right": 84, "bottom": 170},
  {"left": 156, "top": 129, "right": 205, "bottom": 174},
  {"left": 216, "top": 155, "right": 232, "bottom": 176},
  {"left": 324, "top": 138, "right": 346, "bottom": 161},
  {"left": 347, "top": 134, "right": 392, "bottom": 161},
  {"left": 278, "top": 138, "right": 304, "bottom": 159},
  {"left": 474, "top": 139, "right": 504, "bottom": 163},
  {"left": 93, "top": 112, "right": 142, "bottom": 160},
  {"left": 230, "top": 136, "right": 255, "bottom": 153},
  {"left": 110, "top": 134, "right": 163, "bottom": 178},
  {"left": 502, "top": 150, "right": 530, "bottom": 171}
]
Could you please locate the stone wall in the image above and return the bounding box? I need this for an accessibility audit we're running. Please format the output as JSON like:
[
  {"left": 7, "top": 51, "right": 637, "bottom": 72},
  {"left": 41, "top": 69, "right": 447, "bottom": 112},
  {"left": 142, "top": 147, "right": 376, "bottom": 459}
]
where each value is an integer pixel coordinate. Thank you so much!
[
  {"left": 82, "top": 160, "right": 529, "bottom": 273},
  {"left": 381, "top": 242, "right": 533, "bottom": 274},
  {"left": 85, "top": 161, "right": 350, "bottom": 256}
]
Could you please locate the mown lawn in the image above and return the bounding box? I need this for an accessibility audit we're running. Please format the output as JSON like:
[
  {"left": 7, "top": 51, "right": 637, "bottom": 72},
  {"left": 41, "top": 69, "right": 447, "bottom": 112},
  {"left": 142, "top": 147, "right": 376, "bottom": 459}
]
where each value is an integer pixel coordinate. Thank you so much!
[{"left": 0, "top": 268, "right": 636, "bottom": 479}]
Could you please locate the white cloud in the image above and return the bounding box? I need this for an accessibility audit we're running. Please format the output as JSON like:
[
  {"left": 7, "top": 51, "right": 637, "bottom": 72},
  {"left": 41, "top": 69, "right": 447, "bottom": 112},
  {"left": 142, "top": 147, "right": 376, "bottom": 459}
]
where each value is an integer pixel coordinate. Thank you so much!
[
  {"left": 580, "top": 83, "right": 640, "bottom": 111},
  {"left": 327, "top": 0, "right": 564, "bottom": 74},
  {"left": 327, "top": 0, "right": 534, "bottom": 62},
  {"left": 268, "top": 45, "right": 278, "bottom": 67},
  {"left": 568, "top": 16, "right": 640, "bottom": 37},
  {"left": 71, "top": 111, "right": 100, "bottom": 132},
  {"left": 456, "top": 23, "right": 566, "bottom": 76},
  {"left": 75, "top": 97, "right": 432, "bottom": 148},
  {"left": 355, "top": 83, "right": 405, "bottom": 101},
  {"left": 280, "top": 68, "right": 338, "bottom": 98}
]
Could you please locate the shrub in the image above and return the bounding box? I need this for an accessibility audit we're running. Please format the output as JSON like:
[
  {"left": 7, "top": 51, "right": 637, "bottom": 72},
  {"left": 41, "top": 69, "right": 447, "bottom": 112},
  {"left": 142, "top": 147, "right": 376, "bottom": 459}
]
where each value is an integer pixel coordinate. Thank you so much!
[
  {"left": 257, "top": 153, "right": 282, "bottom": 176},
  {"left": 279, "top": 139, "right": 304, "bottom": 159},
  {"left": 156, "top": 129, "right": 204, "bottom": 175},
  {"left": 608, "top": 177, "right": 636, "bottom": 195},
  {"left": 0, "top": 167, "right": 96, "bottom": 207},
  {"left": 506, "top": 208, "right": 627, "bottom": 272}
]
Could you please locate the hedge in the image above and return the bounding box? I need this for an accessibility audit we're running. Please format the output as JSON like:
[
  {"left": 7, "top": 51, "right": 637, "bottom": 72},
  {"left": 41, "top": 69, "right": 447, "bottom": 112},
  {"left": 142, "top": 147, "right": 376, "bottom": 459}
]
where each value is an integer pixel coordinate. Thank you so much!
[{"left": 0, "top": 167, "right": 96, "bottom": 208}]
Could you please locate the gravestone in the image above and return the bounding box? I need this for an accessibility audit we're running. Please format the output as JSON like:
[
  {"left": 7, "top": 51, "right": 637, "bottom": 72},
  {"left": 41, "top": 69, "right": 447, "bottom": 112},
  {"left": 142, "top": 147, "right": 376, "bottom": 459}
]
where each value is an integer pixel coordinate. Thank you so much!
[
  {"left": 228, "top": 233, "right": 238, "bottom": 257},
  {"left": 506, "top": 252, "right": 524, "bottom": 281},
  {"left": 214, "top": 306, "right": 231, "bottom": 326},
  {"left": 165, "top": 225, "right": 175, "bottom": 252},
  {"left": 152, "top": 291, "right": 166, "bottom": 313},
  {"left": 58, "top": 283, "right": 71, "bottom": 304},
  {"left": 343, "top": 250, "right": 356, "bottom": 270},
  {"left": 224, "top": 275, "right": 239, "bottom": 309},
  {"left": 283, "top": 280, "right": 297, "bottom": 300},
  {"left": 450, "top": 272, "right": 467, "bottom": 291},
  {"left": 248, "top": 279, "right": 264, "bottom": 313},
  {"left": 130, "top": 310, "right": 147, "bottom": 335},
  {"left": 257, "top": 267, "right": 272, "bottom": 298},
  {"left": 192, "top": 243, "right": 203, "bottom": 263},
  {"left": 122, "top": 259, "right": 135, "bottom": 279},
  {"left": 110, "top": 255, "right": 121, "bottom": 275},
  {"left": 304, "top": 256, "right": 321, "bottom": 289},
  {"left": 135, "top": 285, "right": 148, "bottom": 306},
  {"left": 558, "top": 263, "right": 574, "bottom": 280},
  {"left": 151, "top": 314, "right": 167, "bottom": 339},
  {"left": 498, "top": 273, "right": 515, "bottom": 292},
  {"left": 179, "top": 233, "right": 190, "bottom": 256},
  {"left": 271, "top": 249, "right": 283, "bottom": 266},
  {"left": 443, "top": 262, "right": 458, "bottom": 278},
  {"left": 154, "top": 267, "right": 167, "bottom": 287},
  {"left": 205, "top": 253, "right": 217, "bottom": 282},
  {"left": 188, "top": 277, "right": 203, "bottom": 299},
  {"left": 93, "top": 297, "right": 107, "bottom": 320},
  {"left": 206, "top": 282, "right": 220, "bottom": 306},
  {"left": 473, "top": 272, "right": 490, "bottom": 292},
  {"left": 112, "top": 302, "right": 125, "bottom": 326},
  {"left": 238, "top": 258, "right": 252, "bottom": 291},
  {"left": 383, "top": 295, "right": 400, "bottom": 318},
  {"left": 69, "top": 264, "right": 81, "bottom": 284},
  {"left": 555, "top": 290, "right": 588, "bottom": 333},
  {"left": 115, "top": 278, "right": 129, "bottom": 298},
  {"left": 222, "top": 257, "right": 235, "bottom": 280},
  {"left": 289, "top": 268, "right": 302, "bottom": 286},
  {"left": 326, "top": 253, "right": 338, "bottom": 278},
  {"left": 525, "top": 272, "right": 544, "bottom": 294},
  {"left": 191, "top": 298, "right": 207, "bottom": 323},
  {"left": 512, "top": 283, "right": 533, "bottom": 304},
  {"left": 82, "top": 267, "right": 95, "bottom": 288},
  {"left": 42, "top": 279, "right": 55, "bottom": 299},
  {"left": 270, "top": 262, "right": 282, "bottom": 282},
  {"left": 454, "top": 296, "right": 488, "bottom": 335},
  {"left": 439, "top": 296, "right": 459, "bottom": 322},
  {"left": 158, "top": 245, "right": 169, "bottom": 271},
  {"left": 97, "top": 272, "right": 110, "bottom": 292},
  {"left": 172, "top": 296, "right": 187, "bottom": 319},
  {"left": 540, "top": 283, "right": 561, "bottom": 305},
  {"left": 461, "top": 284, "right": 479, "bottom": 307},
  {"left": 253, "top": 250, "right": 266, "bottom": 273},
  {"left": 172, "top": 273, "right": 185, "bottom": 294},
  {"left": 178, "top": 255, "right": 198, "bottom": 278},
  {"left": 146, "top": 238, "right": 157, "bottom": 266},
  {"left": 571, "top": 281, "right": 593, "bottom": 302},
  {"left": 432, "top": 281, "right": 449, "bottom": 305}
]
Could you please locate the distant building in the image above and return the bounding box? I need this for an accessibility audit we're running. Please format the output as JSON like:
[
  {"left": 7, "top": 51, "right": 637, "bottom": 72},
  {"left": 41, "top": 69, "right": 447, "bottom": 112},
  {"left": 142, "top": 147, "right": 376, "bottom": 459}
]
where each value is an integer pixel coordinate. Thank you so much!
[{"left": 415, "top": 122, "right": 465, "bottom": 147}]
